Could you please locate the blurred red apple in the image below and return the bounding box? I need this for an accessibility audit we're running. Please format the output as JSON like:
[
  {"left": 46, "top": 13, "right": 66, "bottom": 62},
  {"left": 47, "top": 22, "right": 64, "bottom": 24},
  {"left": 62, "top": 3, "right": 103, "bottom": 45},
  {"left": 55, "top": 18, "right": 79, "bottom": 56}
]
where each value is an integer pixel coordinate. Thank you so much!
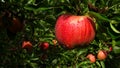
[
  {"left": 39, "top": 42, "right": 49, "bottom": 50},
  {"left": 87, "top": 54, "right": 96, "bottom": 63},
  {"left": 109, "top": 46, "right": 112, "bottom": 52},
  {"left": 22, "top": 41, "right": 32, "bottom": 50},
  {"left": 8, "top": 17, "right": 24, "bottom": 33},
  {"left": 97, "top": 50, "right": 107, "bottom": 60},
  {"left": 55, "top": 14, "right": 95, "bottom": 49}
]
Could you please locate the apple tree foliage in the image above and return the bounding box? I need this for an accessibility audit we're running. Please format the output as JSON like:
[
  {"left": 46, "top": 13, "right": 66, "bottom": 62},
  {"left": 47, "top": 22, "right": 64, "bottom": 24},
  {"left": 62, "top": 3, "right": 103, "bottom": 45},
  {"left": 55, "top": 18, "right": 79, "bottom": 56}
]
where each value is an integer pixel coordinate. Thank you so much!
[{"left": 0, "top": 0, "right": 120, "bottom": 68}]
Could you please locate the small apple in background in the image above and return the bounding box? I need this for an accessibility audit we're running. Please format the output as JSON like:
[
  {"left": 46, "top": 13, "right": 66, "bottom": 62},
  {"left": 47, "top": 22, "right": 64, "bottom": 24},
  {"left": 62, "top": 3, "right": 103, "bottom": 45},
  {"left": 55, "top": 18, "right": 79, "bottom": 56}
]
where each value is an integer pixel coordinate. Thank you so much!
[
  {"left": 86, "top": 54, "right": 96, "bottom": 63},
  {"left": 97, "top": 50, "right": 107, "bottom": 60},
  {"left": 52, "top": 40, "right": 57, "bottom": 46},
  {"left": 7, "top": 17, "right": 24, "bottom": 39},
  {"left": 7, "top": 17, "right": 24, "bottom": 33},
  {"left": 22, "top": 41, "right": 32, "bottom": 50},
  {"left": 109, "top": 46, "right": 112, "bottom": 52},
  {"left": 55, "top": 14, "right": 95, "bottom": 49},
  {"left": 39, "top": 42, "right": 49, "bottom": 50}
]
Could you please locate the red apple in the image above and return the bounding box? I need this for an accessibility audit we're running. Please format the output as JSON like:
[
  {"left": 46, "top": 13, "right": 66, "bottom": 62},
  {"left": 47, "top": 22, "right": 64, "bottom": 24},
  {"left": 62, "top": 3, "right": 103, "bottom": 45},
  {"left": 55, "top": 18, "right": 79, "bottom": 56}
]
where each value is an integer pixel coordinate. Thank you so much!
[
  {"left": 52, "top": 40, "right": 57, "bottom": 46},
  {"left": 87, "top": 54, "right": 96, "bottom": 63},
  {"left": 55, "top": 14, "right": 95, "bottom": 49},
  {"left": 8, "top": 17, "right": 24, "bottom": 33},
  {"left": 109, "top": 46, "right": 112, "bottom": 52},
  {"left": 39, "top": 42, "right": 49, "bottom": 50},
  {"left": 22, "top": 41, "right": 32, "bottom": 50},
  {"left": 97, "top": 50, "right": 107, "bottom": 60}
]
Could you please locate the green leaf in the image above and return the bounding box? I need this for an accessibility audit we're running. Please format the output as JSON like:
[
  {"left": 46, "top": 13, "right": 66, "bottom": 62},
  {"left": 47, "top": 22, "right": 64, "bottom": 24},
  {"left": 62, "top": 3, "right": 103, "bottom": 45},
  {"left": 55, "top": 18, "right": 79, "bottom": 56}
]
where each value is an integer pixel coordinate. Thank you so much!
[
  {"left": 30, "top": 58, "right": 39, "bottom": 61},
  {"left": 27, "top": 0, "right": 35, "bottom": 4},
  {"left": 96, "top": 61, "right": 101, "bottom": 67},
  {"left": 78, "top": 60, "right": 90, "bottom": 67},
  {"left": 24, "top": 5, "right": 36, "bottom": 11},
  {"left": 107, "top": 28, "right": 120, "bottom": 39},
  {"left": 113, "top": 46, "right": 120, "bottom": 54},
  {"left": 116, "top": 41, "right": 120, "bottom": 45},
  {"left": 111, "top": 16, "right": 120, "bottom": 21},
  {"left": 110, "top": 23, "right": 120, "bottom": 34},
  {"left": 100, "top": 61, "right": 105, "bottom": 68},
  {"left": 30, "top": 63, "right": 38, "bottom": 68},
  {"left": 76, "top": 49, "right": 88, "bottom": 57},
  {"left": 24, "top": 5, "right": 53, "bottom": 12},
  {"left": 88, "top": 11, "right": 110, "bottom": 22},
  {"left": 52, "top": 59, "right": 58, "bottom": 64}
]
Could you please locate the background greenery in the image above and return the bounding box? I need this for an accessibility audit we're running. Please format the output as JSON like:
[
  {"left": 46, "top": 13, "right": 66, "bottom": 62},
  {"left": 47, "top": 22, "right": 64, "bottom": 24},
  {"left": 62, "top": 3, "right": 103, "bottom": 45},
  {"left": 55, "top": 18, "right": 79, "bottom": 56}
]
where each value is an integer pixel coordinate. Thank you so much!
[{"left": 0, "top": 0, "right": 120, "bottom": 68}]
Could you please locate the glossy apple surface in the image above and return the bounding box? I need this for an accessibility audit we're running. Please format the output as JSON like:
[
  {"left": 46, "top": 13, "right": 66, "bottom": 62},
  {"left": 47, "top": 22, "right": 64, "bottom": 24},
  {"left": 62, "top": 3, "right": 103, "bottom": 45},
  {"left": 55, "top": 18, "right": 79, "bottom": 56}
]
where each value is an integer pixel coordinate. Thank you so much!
[
  {"left": 87, "top": 54, "right": 96, "bottom": 63},
  {"left": 97, "top": 50, "right": 107, "bottom": 60},
  {"left": 55, "top": 14, "right": 95, "bottom": 49},
  {"left": 22, "top": 41, "right": 32, "bottom": 50},
  {"left": 39, "top": 42, "right": 49, "bottom": 50}
]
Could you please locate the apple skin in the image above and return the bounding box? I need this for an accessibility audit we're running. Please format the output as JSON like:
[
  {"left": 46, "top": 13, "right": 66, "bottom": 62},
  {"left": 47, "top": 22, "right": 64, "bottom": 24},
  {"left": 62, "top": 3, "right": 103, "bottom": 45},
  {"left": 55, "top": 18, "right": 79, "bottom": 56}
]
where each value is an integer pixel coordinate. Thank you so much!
[
  {"left": 97, "top": 50, "right": 107, "bottom": 60},
  {"left": 39, "top": 42, "right": 49, "bottom": 50},
  {"left": 87, "top": 54, "right": 96, "bottom": 63},
  {"left": 109, "top": 46, "right": 112, "bottom": 52},
  {"left": 55, "top": 14, "right": 95, "bottom": 49},
  {"left": 22, "top": 41, "right": 32, "bottom": 50}
]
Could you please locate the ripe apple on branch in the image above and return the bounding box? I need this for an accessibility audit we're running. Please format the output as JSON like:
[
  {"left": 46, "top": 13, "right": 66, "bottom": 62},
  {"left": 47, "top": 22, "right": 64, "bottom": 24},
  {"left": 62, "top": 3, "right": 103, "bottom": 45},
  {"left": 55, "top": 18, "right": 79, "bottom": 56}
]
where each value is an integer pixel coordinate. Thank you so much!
[{"left": 55, "top": 14, "right": 96, "bottom": 49}]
